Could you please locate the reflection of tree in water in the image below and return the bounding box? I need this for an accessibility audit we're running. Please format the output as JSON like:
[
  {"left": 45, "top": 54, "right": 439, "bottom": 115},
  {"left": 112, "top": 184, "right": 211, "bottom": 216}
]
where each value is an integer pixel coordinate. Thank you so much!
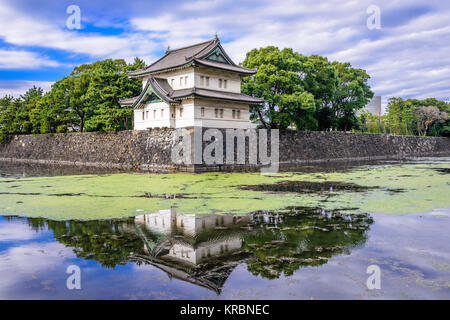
[
  {"left": 243, "top": 208, "right": 373, "bottom": 279},
  {"left": 13, "top": 207, "right": 373, "bottom": 279},
  {"left": 24, "top": 217, "right": 146, "bottom": 268}
]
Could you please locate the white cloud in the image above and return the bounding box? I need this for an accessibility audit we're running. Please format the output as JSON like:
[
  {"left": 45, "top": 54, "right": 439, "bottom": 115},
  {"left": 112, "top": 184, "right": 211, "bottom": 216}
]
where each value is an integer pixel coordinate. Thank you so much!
[
  {"left": 0, "top": 2, "right": 158, "bottom": 60},
  {"left": 1, "top": 0, "right": 449, "bottom": 106},
  {"left": 0, "top": 241, "right": 75, "bottom": 296},
  {"left": 0, "top": 222, "right": 41, "bottom": 241},
  {"left": 130, "top": 0, "right": 450, "bottom": 107},
  {"left": 0, "top": 49, "right": 60, "bottom": 69},
  {"left": 0, "top": 80, "right": 54, "bottom": 97}
]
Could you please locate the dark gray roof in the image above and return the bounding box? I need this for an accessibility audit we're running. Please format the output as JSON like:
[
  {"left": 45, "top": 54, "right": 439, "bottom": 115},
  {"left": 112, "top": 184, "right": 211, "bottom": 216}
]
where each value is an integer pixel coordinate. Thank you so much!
[
  {"left": 148, "top": 77, "right": 177, "bottom": 103},
  {"left": 171, "top": 87, "right": 264, "bottom": 104},
  {"left": 120, "top": 76, "right": 264, "bottom": 108},
  {"left": 119, "top": 96, "right": 139, "bottom": 106},
  {"left": 127, "top": 38, "right": 256, "bottom": 77},
  {"left": 119, "top": 77, "right": 177, "bottom": 107},
  {"left": 193, "top": 59, "right": 255, "bottom": 74}
]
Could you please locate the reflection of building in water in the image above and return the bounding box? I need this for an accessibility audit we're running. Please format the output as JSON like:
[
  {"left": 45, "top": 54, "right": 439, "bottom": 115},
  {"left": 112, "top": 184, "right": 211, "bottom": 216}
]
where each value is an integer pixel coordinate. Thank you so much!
[{"left": 132, "top": 209, "right": 250, "bottom": 293}]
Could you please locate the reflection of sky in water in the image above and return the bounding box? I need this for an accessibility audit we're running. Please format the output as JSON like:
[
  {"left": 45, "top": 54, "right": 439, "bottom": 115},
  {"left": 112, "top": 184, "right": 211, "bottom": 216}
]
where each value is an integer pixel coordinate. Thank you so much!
[{"left": 0, "top": 209, "right": 449, "bottom": 300}]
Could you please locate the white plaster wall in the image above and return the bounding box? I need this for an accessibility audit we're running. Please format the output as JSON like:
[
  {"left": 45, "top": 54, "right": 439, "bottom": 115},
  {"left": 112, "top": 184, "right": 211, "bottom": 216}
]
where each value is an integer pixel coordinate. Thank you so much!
[
  {"left": 134, "top": 101, "right": 173, "bottom": 129},
  {"left": 166, "top": 237, "right": 242, "bottom": 265},
  {"left": 143, "top": 67, "right": 195, "bottom": 90},
  {"left": 187, "top": 98, "right": 251, "bottom": 129},
  {"left": 142, "top": 66, "right": 241, "bottom": 93},
  {"left": 135, "top": 209, "right": 176, "bottom": 235},
  {"left": 194, "top": 67, "right": 241, "bottom": 93}
]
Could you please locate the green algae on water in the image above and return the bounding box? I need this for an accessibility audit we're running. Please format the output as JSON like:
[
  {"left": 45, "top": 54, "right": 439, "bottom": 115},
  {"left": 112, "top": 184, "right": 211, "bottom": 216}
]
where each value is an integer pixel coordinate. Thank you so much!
[{"left": 0, "top": 162, "right": 449, "bottom": 220}]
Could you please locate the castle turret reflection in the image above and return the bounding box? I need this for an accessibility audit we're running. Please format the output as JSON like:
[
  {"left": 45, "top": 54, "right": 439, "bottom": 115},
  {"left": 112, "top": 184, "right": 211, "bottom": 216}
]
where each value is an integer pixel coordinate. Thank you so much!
[
  {"left": 22, "top": 207, "right": 373, "bottom": 294},
  {"left": 134, "top": 209, "right": 250, "bottom": 266}
]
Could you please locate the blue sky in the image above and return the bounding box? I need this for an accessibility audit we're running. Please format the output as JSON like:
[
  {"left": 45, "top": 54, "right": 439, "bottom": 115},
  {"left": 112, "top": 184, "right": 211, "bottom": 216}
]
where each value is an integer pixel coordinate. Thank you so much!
[{"left": 0, "top": 0, "right": 449, "bottom": 109}]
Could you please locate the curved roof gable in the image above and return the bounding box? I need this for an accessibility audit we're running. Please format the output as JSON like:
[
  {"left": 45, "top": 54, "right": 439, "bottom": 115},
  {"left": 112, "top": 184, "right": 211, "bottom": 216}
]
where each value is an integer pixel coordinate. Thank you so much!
[
  {"left": 121, "top": 77, "right": 179, "bottom": 109},
  {"left": 119, "top": 76, "right": 264, "bottom": 108},
  {"left": 127, "top": 38, "right": 256, "bottom": 77}
]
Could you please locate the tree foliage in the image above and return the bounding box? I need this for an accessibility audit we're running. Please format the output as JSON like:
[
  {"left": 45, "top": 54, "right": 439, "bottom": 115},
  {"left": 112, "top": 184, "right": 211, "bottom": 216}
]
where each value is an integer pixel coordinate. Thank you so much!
[
  {"left": 386, "top": 97, "right": 449, "bottom": 136},
  {"left": 241, "top": 46, "right": 374, "bottom": 131},
  {"left": 0, "top": 57, "right": 145, "bottom": 141}
]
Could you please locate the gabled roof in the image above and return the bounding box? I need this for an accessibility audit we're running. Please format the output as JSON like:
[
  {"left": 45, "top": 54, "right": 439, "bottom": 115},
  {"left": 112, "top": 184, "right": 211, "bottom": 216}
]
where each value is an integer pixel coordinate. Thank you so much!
[
  {"left": 171, "top": 87, "right": 264, "bottom": 104},
  {"left": 127, "top": 37, "right": 256, "bottom": 77},
  {"left": 119, "top": 76, "right": 264, "bottom": 108},
  {"left": 120, "top": 77, "right": 179, "bottom": 108}
]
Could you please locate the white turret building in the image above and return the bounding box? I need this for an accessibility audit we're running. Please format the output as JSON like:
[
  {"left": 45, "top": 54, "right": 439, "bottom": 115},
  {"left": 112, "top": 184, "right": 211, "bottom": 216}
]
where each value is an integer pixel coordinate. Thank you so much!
[{"left": 120, "top": 37, "right": 264, "bottom": 130}]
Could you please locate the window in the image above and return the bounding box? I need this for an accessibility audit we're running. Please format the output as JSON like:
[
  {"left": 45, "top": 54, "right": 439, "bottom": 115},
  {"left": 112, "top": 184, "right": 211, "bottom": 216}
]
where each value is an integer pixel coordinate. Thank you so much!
[
  {"left": 153, "top": 110, "right": 156, "bottom": 119},
  {"left": 179, "top": 108, "right": 183, "bottom": 118},
  {"left": 179, "top": 77, "right": 182, "bottom": 86},
  {"left": 142, "top": 111, "right": 145, "bottom": 120},
  {"left": 171, "top": 79, "right": 175, "bottom": 87},
  {"left": 214, "top": 108, "right": 218, "bottom": 118},
  {"left": 146, "top": 111, "right": 149, "bottom": 119},
  {"left": 218, "top": 79, "right": 223, "bottom": 88},
  {"left": 224, "top": 79, "right": 227, "bottom": 89},
  {"left": 161, "top": 109, "right": 164, "bottom": 118},
  {"left": 232, "top": 110, "right": 236, "bottom": 119},
  {"left": 184, "top": 76, "right": 188, "bottom": 85},
  {"left": 200, "top": 76, "right": 204, "bottom": 86},
  {"left": 219, "top": 108, "right": 224, "bottom": 118},
  {"left": 205, "top": 76, "right": 210, "bottom": 86},
  {"left": 237, "top": 110, "right": 241, "bottom": 119},
  {"left": 201, "top": 107, "right": 205, "bottom": 117}
]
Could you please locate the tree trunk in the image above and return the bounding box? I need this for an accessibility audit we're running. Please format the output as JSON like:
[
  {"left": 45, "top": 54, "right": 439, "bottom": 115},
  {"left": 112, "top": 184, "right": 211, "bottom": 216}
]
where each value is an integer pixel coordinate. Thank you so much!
[
  {"left": 257, "top": 109, "right": 269, "bottom": 129},
  {"left": 124, "top": 116, "right": 129, "bottom": 130},
  {"left": 80, "top": 116, "right": 84, "bottom": 133}
]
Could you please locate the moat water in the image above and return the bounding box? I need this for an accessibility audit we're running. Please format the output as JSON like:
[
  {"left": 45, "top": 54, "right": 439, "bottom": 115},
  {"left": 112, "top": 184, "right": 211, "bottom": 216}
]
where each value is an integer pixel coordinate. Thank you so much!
[{"left": 0, "top": 159, "right": 449, "bottom": 299}]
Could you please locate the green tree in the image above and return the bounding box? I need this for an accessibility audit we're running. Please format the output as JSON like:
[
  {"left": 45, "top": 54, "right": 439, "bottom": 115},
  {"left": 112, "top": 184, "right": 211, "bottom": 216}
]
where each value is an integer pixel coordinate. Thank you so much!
[
  {"left": 386, "top": 97, "right": 449, "bottom": 136},
  {"left": 0, "top": 87, "right": 45, "bottom": 138},
  {"left": 241, "top": 46, "right": 373, "bottom": 131},
  {"left": 331, "top": 62, "right": 374, "bottom": 131},
  {"left": 302, "top": 55, "right": 339, "bottom": 130},
  {"left": 386, "top": 97, "right": 416, "bottom": 135},
  {"left": 241, "top": 46, "right": 316, "bottom": 129},
  {"left": 83, "top": 58, "right": 145, "bottom": 132}
]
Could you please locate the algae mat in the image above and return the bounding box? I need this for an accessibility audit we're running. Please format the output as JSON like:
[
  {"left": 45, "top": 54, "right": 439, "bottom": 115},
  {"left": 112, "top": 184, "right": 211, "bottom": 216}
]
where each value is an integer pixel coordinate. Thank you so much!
[{"left": 0, "top": 161, "right": 449, "bottom": 220}]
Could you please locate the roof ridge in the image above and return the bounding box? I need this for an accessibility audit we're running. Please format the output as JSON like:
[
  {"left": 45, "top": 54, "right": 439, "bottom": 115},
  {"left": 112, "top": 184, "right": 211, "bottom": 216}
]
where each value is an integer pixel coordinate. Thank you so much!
[
  {"left": 151, "top": 77, "right": 173, "bottom": 96},
  {"left": 167, "top": 38, "right": 216, "bottom": 53},
  {"left": 185, "top": 39, "right": 219, "bottom": 60},
  {"left": 128, "top": 39, "right": 217, "bottom": 76}
]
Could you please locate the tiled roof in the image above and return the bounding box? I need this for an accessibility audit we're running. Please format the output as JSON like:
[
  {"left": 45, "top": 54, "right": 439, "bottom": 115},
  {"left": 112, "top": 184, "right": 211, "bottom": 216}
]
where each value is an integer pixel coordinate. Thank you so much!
[
  {"left": 120, "top": 76, "right": 264, "bottom": 107},
  {"left": 193, "top": 59, "right": 256, "bottom": 75},
  {"left": 127, "top": 38, "right": 256, "bottom": 77},
  {"left": 171, "top": 87, "right": 264, "bottom": 104},
  {"left": 119, "top": 96, "right": 139, "bottom": 106}
]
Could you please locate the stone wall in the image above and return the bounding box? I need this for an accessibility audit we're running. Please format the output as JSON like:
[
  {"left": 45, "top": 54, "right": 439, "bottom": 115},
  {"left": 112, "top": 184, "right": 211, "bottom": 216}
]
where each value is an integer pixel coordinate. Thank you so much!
[
  {"left": 279, "top": 131, "right": 450, "bottom": 163},
  {"left": 0, "top": 129, "right": 449, "bottom": 172},
  {"left": 0, "top": 129, "right": 179, "bottom": 172}
]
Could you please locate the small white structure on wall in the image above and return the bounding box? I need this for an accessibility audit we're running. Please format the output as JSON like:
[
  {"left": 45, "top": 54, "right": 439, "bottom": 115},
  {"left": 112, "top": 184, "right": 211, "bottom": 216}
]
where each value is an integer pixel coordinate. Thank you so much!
[{"left": 120, "top": 37, "right": 264, "bottom": 130}]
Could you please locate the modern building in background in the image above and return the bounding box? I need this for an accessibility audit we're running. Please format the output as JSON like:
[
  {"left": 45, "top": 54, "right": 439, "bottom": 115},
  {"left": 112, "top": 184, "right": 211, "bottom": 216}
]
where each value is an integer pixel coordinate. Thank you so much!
[{"left": 362, "top": 96, "right": 382, "bottom": 116}]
